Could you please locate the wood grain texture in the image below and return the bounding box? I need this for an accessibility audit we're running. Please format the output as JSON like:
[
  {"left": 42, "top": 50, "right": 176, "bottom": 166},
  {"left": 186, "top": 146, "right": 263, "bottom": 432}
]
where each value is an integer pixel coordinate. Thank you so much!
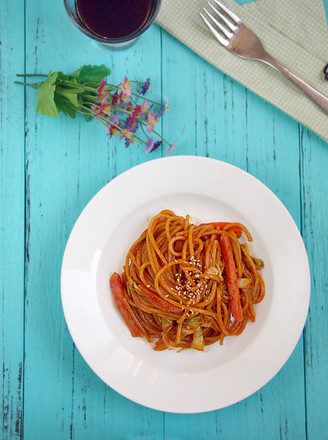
[
  {"left": 0, "top": 1, "right": 25, "bottom": 439},
  {"left": 162, "top": 31, "right": 307, "bottom": 440},
  {"left": 22, "top": 1, "right": 165, "bottom": 439},
  {"left": 1, "top": 0, "right": 328, "bottom": 438},
  {"left": 300, "top": 127, "right": 328, "bottom": 440}
]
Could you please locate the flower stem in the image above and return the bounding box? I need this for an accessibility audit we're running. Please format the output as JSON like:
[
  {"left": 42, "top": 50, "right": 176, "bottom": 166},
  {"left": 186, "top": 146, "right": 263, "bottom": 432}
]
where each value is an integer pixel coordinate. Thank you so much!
[
  {"left": 148, "top": 128, "right": 170, "bottom": 146},
  {"left": 80, "top": 104, "right": 95, "bottom": 114},
  {"left": 59, "top": 82, "right": 100, "bottom": 93},
  {"left": 82, "top": 95, "right": 98, "bottom": 102},
  {"left": 138, "top": 120, "right": 169, "bottom": 146},
  {"left": 14, "top": 81, "right": 39, "bottom": 89},
  {"left": 16, "top": 73, "right": 47, "bottom": 77},
  {"left": 105, "top": 82, "right": 121, "bottom": 89},
  {"left": 130, "top": 92, "right": 163, "bottom": 106},
  {"left": 111, "top": 107, "right": 133, "bottom": 116}
]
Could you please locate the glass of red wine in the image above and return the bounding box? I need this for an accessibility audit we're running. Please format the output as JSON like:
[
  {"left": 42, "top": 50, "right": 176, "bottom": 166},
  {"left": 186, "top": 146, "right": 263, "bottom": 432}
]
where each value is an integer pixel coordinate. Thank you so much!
[{"left": 64, "top": 0, "right": 162, "bottom": 48}]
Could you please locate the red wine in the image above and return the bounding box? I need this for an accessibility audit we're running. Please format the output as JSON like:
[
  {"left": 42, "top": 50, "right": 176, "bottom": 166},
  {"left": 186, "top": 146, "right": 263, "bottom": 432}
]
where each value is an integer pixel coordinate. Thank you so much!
[{"left": 76, "top": 0, "right": 154, "bottom": 39}]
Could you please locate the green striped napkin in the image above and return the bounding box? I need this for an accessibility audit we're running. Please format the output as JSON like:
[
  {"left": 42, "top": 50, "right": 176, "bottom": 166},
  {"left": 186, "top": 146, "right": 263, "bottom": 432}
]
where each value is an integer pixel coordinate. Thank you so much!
[{"left": 156, "top": 0, "right": 328, "bottom": 142}]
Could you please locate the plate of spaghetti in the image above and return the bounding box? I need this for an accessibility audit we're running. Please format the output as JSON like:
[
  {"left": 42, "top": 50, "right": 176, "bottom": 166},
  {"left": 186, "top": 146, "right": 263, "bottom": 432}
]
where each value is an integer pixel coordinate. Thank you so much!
[
  {"left": 61, "top": 156, "right": 310, "bottom": 413},
  {"left": 110, "top": 210, "right": 266, "bottom": 351}
]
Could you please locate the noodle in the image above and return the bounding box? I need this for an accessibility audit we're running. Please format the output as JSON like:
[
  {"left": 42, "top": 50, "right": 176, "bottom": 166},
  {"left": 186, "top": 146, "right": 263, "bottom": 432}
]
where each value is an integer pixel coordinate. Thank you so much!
[{"left": 110, "top": 209, "right": 265, "bottom": 351}]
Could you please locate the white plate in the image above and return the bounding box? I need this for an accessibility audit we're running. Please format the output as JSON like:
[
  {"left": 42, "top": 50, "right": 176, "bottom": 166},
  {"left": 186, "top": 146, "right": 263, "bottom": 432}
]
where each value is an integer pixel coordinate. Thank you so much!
[{"left": 61, "top": 156, "right": 310, "bottom": 413}]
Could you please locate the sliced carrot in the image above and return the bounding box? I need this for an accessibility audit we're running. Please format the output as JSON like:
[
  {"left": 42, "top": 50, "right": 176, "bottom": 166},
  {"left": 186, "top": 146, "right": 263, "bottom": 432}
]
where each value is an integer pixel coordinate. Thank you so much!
[
  {"left": 110, "top": 272, "right": 143, "bottom": 337},
  {"left": 220, "top": 235, "right": 244, "bottom": 322},
  {"left": 202, "top": 222, "right": 242, "bottom": 238},
  {"left": 137, "top": 284, "right": 182, "bottom": 314}
]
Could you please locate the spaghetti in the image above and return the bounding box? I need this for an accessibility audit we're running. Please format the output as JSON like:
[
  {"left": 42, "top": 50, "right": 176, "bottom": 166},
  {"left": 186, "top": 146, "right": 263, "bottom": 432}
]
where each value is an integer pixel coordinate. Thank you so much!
[{"left": 110, "top": 210, "right": 265, "bottom": 351}]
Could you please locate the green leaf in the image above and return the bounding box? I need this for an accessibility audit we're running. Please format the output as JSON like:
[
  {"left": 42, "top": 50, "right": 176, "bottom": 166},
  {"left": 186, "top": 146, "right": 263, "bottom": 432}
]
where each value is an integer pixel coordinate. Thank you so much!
[
  {"left": 56, "top": 71, "right": 70, "bottom": 82},
  {"left": 70, "top": 64, "right": 111, "bottom": 83},
  {"left": 36, "top": 72, "right": 59, "bottom": 117},
  {"left": 55, "top": 86, "right": 80, "bottom": 107},
  {"left": 54, "top": 98, "right": 77, "bottom": 119}
]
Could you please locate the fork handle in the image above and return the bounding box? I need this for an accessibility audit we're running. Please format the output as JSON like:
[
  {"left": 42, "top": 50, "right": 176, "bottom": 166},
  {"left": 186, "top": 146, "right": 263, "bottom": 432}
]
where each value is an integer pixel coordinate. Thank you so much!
[{"left": 261, "top": 54, "right": 328, "bottom": 114}]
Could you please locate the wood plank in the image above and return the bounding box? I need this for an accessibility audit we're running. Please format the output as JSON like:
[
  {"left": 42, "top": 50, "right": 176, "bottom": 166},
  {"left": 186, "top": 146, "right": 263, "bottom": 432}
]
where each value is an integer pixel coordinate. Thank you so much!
[
  {"left": 23, "top": 1, "right": 164, "bottom": 437},
  {"left": 301, "top": 128, "right": 328, "bottom": 440},
  {"left": 234, "top": 76, "right": 306, "bottom": 440},
  {"left": 3, "top": 0, "right": 326, "bottom": 437},
  {"left": 162, "top": 30, "right": 306, "bottom": 438},
  {"left": 0, "top": 0, "right": 25, "bottom": 438}
]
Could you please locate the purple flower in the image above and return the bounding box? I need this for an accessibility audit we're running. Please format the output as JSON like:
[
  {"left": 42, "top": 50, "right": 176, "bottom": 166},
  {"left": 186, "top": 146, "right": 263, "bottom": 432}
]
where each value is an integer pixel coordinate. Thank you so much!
[
  {"left": 140, "top": 78, "right": 150, "bottom": 96},
  {"left": 165, "top": 139, "right": 177, "bottom": 155},
  {"left": 124, "top": 120, "right": 132, "bottom": 130},
  {"left": 104, "top": 114, "right": 120, "bottom": 137},
  {"left": 122, "top": 119, "right": 139, "bottom": 147},
  {"left": 110, "top": 114, "right": 119, "bottom": 125},
  {"left": 152, "top": 140, "right": 161, "bottom": 151},
  {"left": 145, "top": 138, "right": 161, "bottom": 154},
  {"left": 104, "top": 114, "right": 119, "bottom": 133},
  {"left": 123, "top": 120, "right": 138, "bottom": 147},
  {"left": 131, "top": 120, "right": 139, "bottom": 133},
  {"left": 144, "top": 137, "right": 154, "bottom": 154}
]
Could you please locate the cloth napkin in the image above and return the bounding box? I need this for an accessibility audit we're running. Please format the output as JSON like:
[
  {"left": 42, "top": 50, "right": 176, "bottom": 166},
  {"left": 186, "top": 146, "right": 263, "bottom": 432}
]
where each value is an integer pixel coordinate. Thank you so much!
[{"left": 156, "top": 0, "right": 328, "bottom": 143}]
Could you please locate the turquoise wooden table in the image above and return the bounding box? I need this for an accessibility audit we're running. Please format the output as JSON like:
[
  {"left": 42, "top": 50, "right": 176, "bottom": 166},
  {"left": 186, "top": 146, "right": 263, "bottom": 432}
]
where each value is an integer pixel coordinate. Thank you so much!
[{"left": 1, "top": 0, "right": 328, "bottom": 438}]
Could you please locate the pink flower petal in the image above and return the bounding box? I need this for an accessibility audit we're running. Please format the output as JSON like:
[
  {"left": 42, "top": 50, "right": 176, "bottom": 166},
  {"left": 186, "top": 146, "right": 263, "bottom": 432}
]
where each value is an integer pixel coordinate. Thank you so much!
[
  {"left": 164, "top": 96, "right": 169, "bottom": 113},
  {"left": 120, "top": 77, "right": 131, "bottom": 97},
  {"left": 101, "top": 92, "right": 109, "bottom": 105},
  {"left": 97, "top": 80, "right": 107, "bottom": 100}
]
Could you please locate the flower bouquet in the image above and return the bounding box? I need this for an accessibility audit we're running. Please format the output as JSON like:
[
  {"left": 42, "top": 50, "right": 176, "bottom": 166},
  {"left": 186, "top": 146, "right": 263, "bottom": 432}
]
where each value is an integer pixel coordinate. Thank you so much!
[{"left": 16, "top": 64, "right": 176, "bottom": 154}]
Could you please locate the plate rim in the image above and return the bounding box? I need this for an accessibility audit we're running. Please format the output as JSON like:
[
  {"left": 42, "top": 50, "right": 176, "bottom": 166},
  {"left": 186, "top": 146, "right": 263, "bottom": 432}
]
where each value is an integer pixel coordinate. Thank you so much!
[{"left": 61, "top": 155, "right": 311, "bottom": 413}]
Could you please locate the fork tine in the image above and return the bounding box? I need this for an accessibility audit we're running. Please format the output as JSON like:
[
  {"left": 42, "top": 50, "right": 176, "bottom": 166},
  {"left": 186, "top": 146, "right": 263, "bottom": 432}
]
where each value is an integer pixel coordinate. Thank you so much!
[
  {"left": 203, "top": 8, "right": 233, "bottom": 39},
  {"left": 208, "top": 2, "right": 237, "bottom": 31},
  {"left": 199, "top": 12, "right": 229, "bottom": 47},
  {"left": 212, "top": 0, "right": 241, "bottom": 24}
]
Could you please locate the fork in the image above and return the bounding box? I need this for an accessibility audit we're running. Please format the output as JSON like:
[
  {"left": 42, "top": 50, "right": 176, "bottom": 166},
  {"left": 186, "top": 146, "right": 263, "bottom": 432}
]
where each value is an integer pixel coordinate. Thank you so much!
[{"left": 200, "top": 0, "right": 328, "bottom": 114}]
